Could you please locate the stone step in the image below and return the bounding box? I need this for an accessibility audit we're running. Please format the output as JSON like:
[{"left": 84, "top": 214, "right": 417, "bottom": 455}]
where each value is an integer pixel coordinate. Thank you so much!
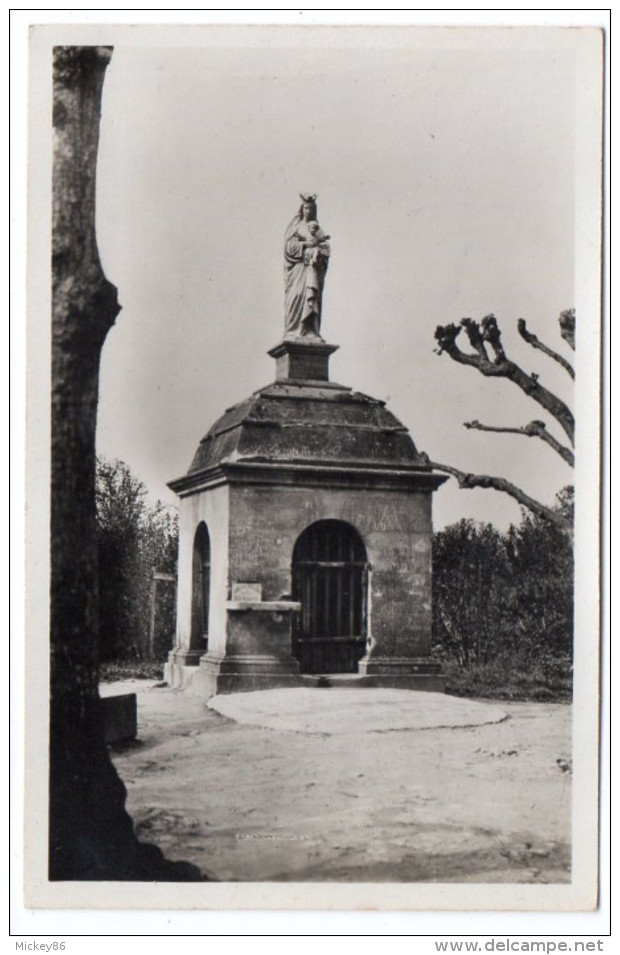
[
  {"left": 301, "top": 674, "right": 378, "bottom": 688},
  {"left": 300, "top": 673, "right": 445, "bottom": 692}
]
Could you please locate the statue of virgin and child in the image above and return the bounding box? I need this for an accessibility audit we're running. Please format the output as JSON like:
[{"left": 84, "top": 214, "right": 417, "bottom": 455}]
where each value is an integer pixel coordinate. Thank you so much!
[{"left": 283, "top": 194, "right": 331, "bottom": 340}]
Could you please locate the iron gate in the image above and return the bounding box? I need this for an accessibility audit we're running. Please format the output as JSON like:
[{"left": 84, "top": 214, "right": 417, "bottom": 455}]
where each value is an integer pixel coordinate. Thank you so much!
[{"left": 292, "top": 520, "right": 368, "bottom": 674}]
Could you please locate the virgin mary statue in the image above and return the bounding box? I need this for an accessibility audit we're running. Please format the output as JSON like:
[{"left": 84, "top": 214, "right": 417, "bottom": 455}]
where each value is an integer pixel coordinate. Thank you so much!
[{"left": 283, "top": 194, "right": 330, "bottom": 339}]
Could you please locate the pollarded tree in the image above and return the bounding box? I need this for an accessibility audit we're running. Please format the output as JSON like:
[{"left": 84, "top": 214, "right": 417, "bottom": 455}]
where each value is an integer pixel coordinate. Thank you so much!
[{"left": 431, "top": 311, "right": 575, "bottom": 534}]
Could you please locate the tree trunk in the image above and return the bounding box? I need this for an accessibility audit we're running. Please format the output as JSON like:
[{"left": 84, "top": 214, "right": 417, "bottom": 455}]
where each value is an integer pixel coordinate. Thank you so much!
[{"left": 50, "top": 46, "right": 202, "bottom": 881}]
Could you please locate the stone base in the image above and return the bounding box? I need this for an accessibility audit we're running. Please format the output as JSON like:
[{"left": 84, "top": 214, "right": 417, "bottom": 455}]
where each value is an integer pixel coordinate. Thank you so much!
[
  {"left": 168, "top": 647, "right": 205, "bottom": 666},
  {"left": 164, "top": 648, "right": 207, "bottom": 688},
  {"left": 164, "top": 662, "right": 198, "bottom": 690},
  {"left": 166, "top": 649, "right": 444, "bottom": 696},
  {"left": 190, "top": 650, "right": 303, "bottom": 699},
  {"left": 355, "top": 656, "right": 444, "bottom": 692},
  {"left": 358, "top": 655, "right": 441, "bottom": 675}
]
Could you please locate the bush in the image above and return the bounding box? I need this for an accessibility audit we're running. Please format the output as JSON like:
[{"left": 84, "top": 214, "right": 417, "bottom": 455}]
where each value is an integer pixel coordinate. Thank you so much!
[
  {"left": 99, "top": 660, "right": 165, "bottom": 683},
  {"left": 433, "top": 490, "right": 573, "bottom": 701},
  {"left": 440, "top": 657, "right": 573, "bottom": 702},
  {"left": 96, "top": 457, "right": 178, "bottom": 662}
]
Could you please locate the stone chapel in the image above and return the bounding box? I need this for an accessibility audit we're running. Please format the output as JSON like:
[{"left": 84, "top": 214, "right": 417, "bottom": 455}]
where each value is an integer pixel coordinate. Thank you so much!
[{"left": 164, "top": 196, "right": 446, "bottom": 696}]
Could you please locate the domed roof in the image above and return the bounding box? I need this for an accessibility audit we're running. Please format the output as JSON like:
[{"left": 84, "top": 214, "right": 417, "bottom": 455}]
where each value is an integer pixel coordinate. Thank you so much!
[
  {"left": 169, "top": 339, "right": 443, "bottom": 495},
  {"left": 188, "top": 379, "right": 422, "bottom": 474}
]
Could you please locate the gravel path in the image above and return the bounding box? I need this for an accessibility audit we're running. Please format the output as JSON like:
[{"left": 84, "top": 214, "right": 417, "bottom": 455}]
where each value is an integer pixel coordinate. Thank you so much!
[{"left": 106, "top": 680, "right": 572, "bottom": 883}]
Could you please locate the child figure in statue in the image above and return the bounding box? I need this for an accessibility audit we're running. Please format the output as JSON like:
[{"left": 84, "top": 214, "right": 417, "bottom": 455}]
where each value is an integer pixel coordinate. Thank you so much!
[{"left": 297, "top": 220, "right": 331, "bottom": 267}]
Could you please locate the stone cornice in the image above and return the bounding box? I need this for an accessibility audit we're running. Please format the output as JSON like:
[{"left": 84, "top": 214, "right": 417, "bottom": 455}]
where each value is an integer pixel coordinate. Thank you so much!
[{"left": 169, "top": 459, "right": 448, "bottom": 497}]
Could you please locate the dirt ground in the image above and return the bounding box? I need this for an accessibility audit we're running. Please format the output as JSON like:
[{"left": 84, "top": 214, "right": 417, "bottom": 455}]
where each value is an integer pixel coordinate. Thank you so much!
[{"left": 105, "top": 680, "right": 572, "bottom": 883}]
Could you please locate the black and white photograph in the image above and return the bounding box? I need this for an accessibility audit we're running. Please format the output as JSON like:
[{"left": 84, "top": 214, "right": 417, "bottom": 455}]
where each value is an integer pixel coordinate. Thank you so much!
[{"left": 15, "top": 13, "right": 606, "bottom": 928}]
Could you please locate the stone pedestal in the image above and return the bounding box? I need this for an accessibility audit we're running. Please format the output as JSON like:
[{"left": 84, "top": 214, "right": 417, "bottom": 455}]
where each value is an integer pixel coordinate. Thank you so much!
[
  {"left": 268, "top": 338, "right": 338, "bottom": 382},
  {"left": 189, "top": 600, "right": 303, "bottom": 696}
]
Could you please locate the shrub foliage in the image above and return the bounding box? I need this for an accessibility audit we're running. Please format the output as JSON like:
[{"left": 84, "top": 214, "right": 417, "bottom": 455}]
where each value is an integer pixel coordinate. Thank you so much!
[
  {"left": 96, "top": 457, "right": 178, "bottom": 661},
  {"left": 432, "top": 488, "right": 573, "bottom": 700}
]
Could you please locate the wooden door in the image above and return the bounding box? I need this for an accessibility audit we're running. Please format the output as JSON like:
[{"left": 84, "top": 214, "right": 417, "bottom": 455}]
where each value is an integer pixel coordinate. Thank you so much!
[{"left": 292, "top": 520, "right": 368, "bottom": 674}]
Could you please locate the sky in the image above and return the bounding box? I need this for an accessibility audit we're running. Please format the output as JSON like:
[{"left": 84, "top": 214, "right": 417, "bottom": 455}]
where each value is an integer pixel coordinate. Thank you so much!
[{"left": 94, "top": 27, "right": 582, "bottom": 530}]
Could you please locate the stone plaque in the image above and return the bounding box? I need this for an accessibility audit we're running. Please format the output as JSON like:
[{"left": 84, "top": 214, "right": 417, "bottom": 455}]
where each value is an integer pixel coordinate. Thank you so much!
[{"left": 231, "top": 582, "right": 262, "bottom": 602}]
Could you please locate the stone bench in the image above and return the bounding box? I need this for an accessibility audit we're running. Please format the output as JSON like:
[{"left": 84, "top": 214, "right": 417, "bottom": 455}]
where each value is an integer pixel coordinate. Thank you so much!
[{"left": 99, "top": 693, "right": 137, "bottom": 744}]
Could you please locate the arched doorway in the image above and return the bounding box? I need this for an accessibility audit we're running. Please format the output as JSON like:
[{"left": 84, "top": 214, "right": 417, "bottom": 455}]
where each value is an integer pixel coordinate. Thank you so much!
[
  {"left": 190, "top": 522, "right": 210, "bottom": 653},
  {"left": 292, "top": 520, "right": 368, "bottom": 674}
]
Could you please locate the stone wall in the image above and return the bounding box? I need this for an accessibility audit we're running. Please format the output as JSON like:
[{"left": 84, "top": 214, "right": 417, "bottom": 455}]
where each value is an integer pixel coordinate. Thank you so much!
[
  {"left": 173, "top": 484, "right": 230, "bottom": 660},
  {"left": 227, "top": 483, "right": 434, "bottom": 662}
]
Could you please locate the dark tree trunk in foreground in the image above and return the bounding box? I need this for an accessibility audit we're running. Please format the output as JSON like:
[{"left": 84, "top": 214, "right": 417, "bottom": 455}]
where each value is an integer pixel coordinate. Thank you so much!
[{"left": 50, "top": 46, "right": 202, "bottom": 881}]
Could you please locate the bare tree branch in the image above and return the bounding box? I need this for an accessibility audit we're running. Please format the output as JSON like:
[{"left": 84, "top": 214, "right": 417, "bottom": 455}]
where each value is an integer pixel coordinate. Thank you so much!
[
  {"left": 434, "top": 314, "right": 574, "bottom": 445},
  {"left": 460, "top": 318, "right": 490, "bottom": 360},
  {"left": 429, "top": 461, "right": 572, "bottom": 533},
  {"left": 559, "top": 308, "right": 575, "bottom": 351},
  {"left": 517, "top": 318, "right": 575, "bottom": 379},
  {"left": 463, "top": 419, "right": 574, "bottom": 467},
  {"left": 480, "top": 314, "right": 507, "bottom": 362}
]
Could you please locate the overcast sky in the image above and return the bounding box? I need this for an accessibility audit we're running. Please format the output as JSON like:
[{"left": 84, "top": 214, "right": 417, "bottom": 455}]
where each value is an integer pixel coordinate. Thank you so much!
[{"left": 94, "top": 28, "right": 582, "bottom": 529}]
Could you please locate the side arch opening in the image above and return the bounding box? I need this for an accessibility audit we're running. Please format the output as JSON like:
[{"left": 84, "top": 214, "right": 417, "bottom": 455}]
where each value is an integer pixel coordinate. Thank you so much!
[{"left": 190, "top": 521, "right": 210, "bottom": 652}]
